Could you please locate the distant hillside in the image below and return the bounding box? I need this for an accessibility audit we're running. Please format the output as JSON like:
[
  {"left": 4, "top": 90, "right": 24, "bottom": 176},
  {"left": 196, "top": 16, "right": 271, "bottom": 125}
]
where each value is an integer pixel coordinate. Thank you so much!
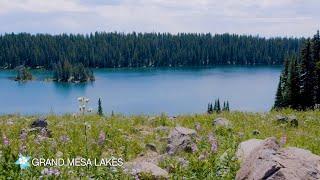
[{"left": 0, "top": 32, "right": 302, "bottom": 69}]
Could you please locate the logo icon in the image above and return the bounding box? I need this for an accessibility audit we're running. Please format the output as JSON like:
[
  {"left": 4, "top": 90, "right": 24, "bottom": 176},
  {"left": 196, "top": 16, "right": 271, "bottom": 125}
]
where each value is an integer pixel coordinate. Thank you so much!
[{"left": 15, "top": 154, "right": 31, "bottom": 169}]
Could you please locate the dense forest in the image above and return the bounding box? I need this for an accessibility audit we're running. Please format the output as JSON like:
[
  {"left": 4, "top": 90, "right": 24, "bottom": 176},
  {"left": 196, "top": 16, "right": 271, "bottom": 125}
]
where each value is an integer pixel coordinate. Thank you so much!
[
  {"left": 274, "top": 31, "right": 320, "bottom": 110},
  {"left": 0, "top": 32, "right": 302, "bottom": 69}
]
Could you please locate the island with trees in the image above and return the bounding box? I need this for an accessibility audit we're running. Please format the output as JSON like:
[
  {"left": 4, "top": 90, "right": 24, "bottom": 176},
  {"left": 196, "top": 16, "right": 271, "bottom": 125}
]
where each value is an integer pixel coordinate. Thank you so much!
[
  {"left": 15, "top": 65, "right": 33, "bottom": 81},
  {"left": 52, "top": 60, "right": 95, "bottom": 83}
]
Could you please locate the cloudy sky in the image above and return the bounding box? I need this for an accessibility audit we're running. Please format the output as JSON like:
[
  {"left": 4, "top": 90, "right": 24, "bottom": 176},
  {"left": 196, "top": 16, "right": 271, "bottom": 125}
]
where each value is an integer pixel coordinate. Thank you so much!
[{"left": 0, "top": 0, "right": 319, "bottom": 37}]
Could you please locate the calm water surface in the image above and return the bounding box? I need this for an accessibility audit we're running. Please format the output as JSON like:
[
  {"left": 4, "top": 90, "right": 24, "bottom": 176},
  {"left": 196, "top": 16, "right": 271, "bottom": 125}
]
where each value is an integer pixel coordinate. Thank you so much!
[{"left": 0, "top": 67, "right": 281, "bottom": 115}]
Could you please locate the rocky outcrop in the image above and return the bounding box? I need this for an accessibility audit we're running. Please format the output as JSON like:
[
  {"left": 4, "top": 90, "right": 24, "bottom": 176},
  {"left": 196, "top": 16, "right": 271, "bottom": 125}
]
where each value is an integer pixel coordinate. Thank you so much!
[
  {"left": 166, "top": 127, "right": 197, "bottom": 155},
  {"left": 212, "top": 117, "right": 232, "bottom": 128},
  {"left": 275, "top": 115, "right": 298, "bottom": 127},
  {"left": 124, "top": 161, "right": 168, "bottom": 179},
  {"left": 31, "top": 117, "right": 48, "bottom": 128},
  {"left": 124, "top": 151, "right": 168, "bottom": 179},
  {"left": 236, "top": 139, "right": 263, "bottom": 162},
  {"left": 236, "top": 137, "right": 320, "bottom": 180}
]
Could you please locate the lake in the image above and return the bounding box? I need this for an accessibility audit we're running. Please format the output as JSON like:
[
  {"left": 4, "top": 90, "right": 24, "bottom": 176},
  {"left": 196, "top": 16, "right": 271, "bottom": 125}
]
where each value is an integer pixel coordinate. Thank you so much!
[{"left": 0, "top": 67, "right": 281, "bottom": 115}]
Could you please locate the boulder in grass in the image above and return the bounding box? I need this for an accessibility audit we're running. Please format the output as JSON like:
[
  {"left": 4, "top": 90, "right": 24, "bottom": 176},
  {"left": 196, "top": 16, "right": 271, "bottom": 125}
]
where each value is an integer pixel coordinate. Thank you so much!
[
  {"left": 146, "top": 143, "right": 157, "bottom": 152},
  {"left": 288, "top": 115, "right": 298, "bottom": 127},
  {"left": 236, "top": 137, "right": 320, "bottom": 180},
  {"left": 275, "top": 115, "right": 288, "bottom": 123},
  {"left": 166, "top": 127, "right": 197, "bottom": 155},
  {"left": 236, "top": 139, "right": 263, "bottom": 163},
  {"left": 124, "top": 161, "right": 168, "bottom": 179},
  {"left": 31, "top": 117, "right": 48, "bottom": 128},
  {"left": 124, "top": 151, "right": 168, "bottom": 179},
  {"left": 212, "top": 117, "right": 232, "bottom": 128}
]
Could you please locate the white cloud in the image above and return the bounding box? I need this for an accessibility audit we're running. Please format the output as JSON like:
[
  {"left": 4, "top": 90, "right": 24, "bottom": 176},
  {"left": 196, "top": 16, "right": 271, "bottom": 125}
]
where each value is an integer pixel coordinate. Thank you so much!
[{"left": 0, "top": 0, "right": 319, "bottom": 37}]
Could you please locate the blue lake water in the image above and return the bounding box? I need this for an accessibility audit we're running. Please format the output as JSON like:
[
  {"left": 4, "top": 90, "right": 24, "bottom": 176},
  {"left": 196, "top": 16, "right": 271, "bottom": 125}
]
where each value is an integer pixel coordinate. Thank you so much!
[{"left": 0, "top": 67, "right": 281, "bottom": 115}]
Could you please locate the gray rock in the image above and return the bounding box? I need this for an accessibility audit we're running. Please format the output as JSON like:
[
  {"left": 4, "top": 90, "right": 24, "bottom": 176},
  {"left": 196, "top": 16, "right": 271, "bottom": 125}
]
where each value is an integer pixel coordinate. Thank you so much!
[
  {"left": 146, "top": 143, "right": 157, "bottom": 152},
  {"left": 236, "top": 137, "right": 320, "bottom": 180},
  {"left": 212, "top": 117, "right": 231, "bottom": 127},
  {"left": 124, "top": 161, "right": 168, "bottom": 179},
  {"left": 288, "top": 115, "right": 298, "bottom": 127},
  {"left": 166, "top": 127, "right": 197, "bottom": 155},
  {"left": 31, "top": 117, "right": 48, "bottom": 128},
  {"left": 252, "top": 130, "right": 260, "bottom": 135},
  {"left": 155, "top": 126, "right": 170, "bottom": 133},
  {"left": 275, "top": 115, "right": 288, "bottom": 123},
  {"left": 236, "top": 139, "right": 264, "bottom": 163}
]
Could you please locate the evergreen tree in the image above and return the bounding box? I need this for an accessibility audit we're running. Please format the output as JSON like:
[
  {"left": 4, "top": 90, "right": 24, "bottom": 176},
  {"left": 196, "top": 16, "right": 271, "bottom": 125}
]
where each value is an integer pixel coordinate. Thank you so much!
[
  {"left": 300, "top": 40, "right": 316, "bottom": 109},
  {"left": 0, "top": 33, "right": 301, "bottom": 69},
  {"left": 285, "top": 57, "right": 301, "bottom": 109},
  {"left": 216, "top": 99, "right": 221, "bottom": 113},
  {"left": 98, "top": 98, "right": 103, "bottom": 116},
  {"left": 226, "top": 101, "right": 230, "bottom": 111},
  {"left": 213, "top": 100, "right": 217, "bottom": 112},
  {"left": 274, "top": 77, "right": 284, "bottom": 109},
  {"left": 312, "top": 31, "right": 320, "bottom": 104}
]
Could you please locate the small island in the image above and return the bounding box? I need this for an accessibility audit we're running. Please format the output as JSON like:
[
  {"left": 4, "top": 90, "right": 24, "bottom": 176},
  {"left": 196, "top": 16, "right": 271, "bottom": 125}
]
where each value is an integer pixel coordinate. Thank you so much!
[
  {"left": 52, "top": 60, "right": 95, "bottom": 83},
  {"left": 15, "top": 65, "right": 33, "bottom": 81}
]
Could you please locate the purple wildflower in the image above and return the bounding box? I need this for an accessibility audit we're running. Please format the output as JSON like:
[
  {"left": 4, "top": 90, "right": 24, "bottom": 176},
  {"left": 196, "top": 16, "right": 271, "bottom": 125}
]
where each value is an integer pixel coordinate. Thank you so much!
[
  {"left": 41, "top": 168, "right": 60, "bottom": 176},
  {"left": 19, "top": 143, "right": 27, "bottom": 154},
  {"left": 195, "top": 122, "right": 201, "bottom": 131},
  {"left": 98, "top": 131, "right": 106, "bottom": 146},
  {"left": 60, "top": 135, "right": 70, "bottom": 144},
  {"left": 208, "top": 133, "right": 218, "bottom": 153},
  {"left": 20, "top": 129, "right": 28, "bottom": 141},
  {"left": 280, "top": 135, "right": 287, "bottom": 147},
  {"left": 2, "top": 134, "right": 10, "bottom": 146},
  {"left": 34, "top": 135, "right": 47, "bottom": 144},
  {"left": 40, "top": 128, "right": 48, "bottom": 137},
  {"left": 191, "top": 143, "right": 198, "bottom": 153}
]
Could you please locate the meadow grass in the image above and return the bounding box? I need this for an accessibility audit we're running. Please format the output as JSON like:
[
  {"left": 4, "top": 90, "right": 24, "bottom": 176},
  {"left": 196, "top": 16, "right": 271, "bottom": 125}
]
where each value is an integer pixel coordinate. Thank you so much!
[{"left": 0, "top": 110, "right": 320, "bottom": 179}]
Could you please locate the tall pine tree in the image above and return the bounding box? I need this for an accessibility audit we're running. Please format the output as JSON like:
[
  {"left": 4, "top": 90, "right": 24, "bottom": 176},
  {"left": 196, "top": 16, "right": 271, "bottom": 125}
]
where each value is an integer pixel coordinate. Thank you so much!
[{"left": 300, "top": 40, "right": 316, "bottom": 109}]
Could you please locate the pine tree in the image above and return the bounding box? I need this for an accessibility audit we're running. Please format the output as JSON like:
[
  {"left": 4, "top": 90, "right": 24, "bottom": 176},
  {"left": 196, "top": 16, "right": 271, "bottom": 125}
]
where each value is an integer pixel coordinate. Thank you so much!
[
  {"left": 300, "top": 40, "right": 316, "bottom": 109},
  {"left": 226, "top": 101, "right": 230, "bottom": 111},
  {"left": 213, "top": 100, "right": 217, "bottom": 112},
  {"left": 312, "top": 31, "right": 320, "bottom": 104},
  {"left": 217, "top": 99, "right": 221, "bottom": 113},
  {"left": 286, "top": 57, "right": 301, "bottom": 109},
  {"left": 274, "top": 77, "right": 283, "bottom": 109},
  {"left": 98, "top": 98, "right": 103, "bottom": 116}
]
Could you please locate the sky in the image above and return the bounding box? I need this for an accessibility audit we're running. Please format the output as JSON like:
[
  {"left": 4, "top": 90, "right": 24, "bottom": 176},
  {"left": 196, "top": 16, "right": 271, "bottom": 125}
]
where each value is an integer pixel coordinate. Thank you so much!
[{"left": 0, "top": 0, "right": 319, "bottom": 37}]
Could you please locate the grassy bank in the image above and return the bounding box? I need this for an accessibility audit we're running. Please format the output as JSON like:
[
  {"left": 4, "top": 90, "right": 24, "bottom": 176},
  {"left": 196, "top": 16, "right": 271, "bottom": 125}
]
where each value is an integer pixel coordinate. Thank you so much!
[{"left": 0, "top": 110, "right": 320, "bottom": 179}]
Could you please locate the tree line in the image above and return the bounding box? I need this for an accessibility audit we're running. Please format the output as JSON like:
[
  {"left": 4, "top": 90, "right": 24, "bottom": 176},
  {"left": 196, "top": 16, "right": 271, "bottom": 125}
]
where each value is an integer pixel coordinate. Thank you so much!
[
  {"left": 274, "top": 31, "right": 320, "bottom": 110},
  {"left": 0, "top": 32, "right": 302, "bottom": 69}
]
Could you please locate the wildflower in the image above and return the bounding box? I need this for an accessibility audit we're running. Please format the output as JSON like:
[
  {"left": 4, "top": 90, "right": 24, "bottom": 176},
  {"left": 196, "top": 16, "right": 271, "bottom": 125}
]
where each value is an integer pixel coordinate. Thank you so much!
[
  {"left": 198, "top": 151, "right": 209, "bottom": 161},
  {"left": 280, "top": 135, "right": 287, "bottom": 147},
  {"left": 208, "top": 133, "right": 218, "bottom": 153},
  {"left": 98, "top": 131, "right": 106, "bottom": 146},
  {"left": 34, "top": 135, "right": 47, "bottom": 144},
  {"left": 177, "top": 157, "right": 189, "bottom": 168},
  {"left": 60, "top": 135, "right": 70, "bottom": 144},
  {"left": 2, "top": 134, "right": 10, "bottom": 146},
  {"left": 40, "top": 128, "right": 49, "bottom": 137},
  {"left": 20, "top": 129, "right": 28, "bottom": 141},
  {"left": 195, "top": 122, "right": 201, "bottom": 131},
  {"left": 19, "top": 143, "right": 27, "bottom": 154},
  {"left": 41, "top": 168, "right": 60, "bottom": 176},
  {"left": 191, "top": 143, "right": 198, "bottom": 153}
]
